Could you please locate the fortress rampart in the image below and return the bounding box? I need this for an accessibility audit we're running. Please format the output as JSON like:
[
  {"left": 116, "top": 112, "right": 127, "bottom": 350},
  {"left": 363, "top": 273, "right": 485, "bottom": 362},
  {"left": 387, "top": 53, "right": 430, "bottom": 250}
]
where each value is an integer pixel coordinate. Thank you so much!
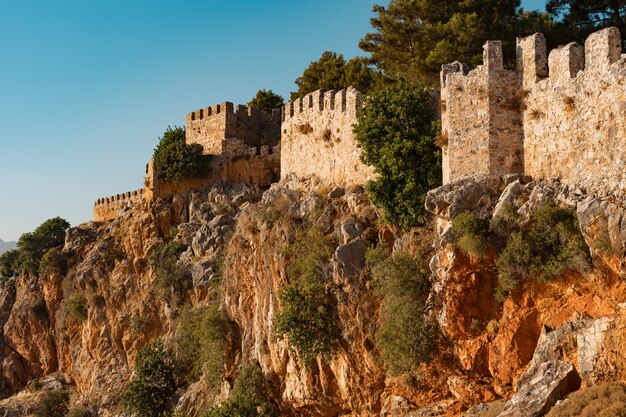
[
  {"left": 280, "top": 87, "right": 375, "bottom": 185},
  {"left": 94, "top": 88, "right": 374, "bottom": 221},
  {"left": 441, "top": 27, "right": 626, "bottom": 197},
  {"left": 93, "top": 189, "right": 145, "bottom": 222},
  {"left": 185, "top": 102, "right": 280, "bottom": 154}
]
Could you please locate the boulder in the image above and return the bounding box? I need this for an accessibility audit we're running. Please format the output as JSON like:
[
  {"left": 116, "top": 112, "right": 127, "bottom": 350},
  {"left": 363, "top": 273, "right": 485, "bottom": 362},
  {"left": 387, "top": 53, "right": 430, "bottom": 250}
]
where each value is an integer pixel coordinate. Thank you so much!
[{"left": 497, "top": 360, "right": 581, "bottom": 417}]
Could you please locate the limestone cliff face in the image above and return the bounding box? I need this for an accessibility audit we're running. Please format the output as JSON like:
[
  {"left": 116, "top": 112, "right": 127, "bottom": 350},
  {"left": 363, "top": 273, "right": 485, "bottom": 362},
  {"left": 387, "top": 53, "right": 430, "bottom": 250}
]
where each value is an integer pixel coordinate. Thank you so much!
[{"left": 0, "top": 175, "right": 625, "bottom": 417}]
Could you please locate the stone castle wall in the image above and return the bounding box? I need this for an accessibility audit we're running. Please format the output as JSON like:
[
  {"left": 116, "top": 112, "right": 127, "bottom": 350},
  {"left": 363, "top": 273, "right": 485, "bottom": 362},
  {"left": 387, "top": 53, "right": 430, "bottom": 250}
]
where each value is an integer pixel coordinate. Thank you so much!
[
  {"left": 185, "top": 102, "right": 280, "bottom": 154},
  {"left": 518, "top": 28, "right": 626, "bottom": 197},
  {"left": 280, "top": 87, "right": 375, "bottom": 185},
  {"left": 441, "top": 27, "right": 626, "bottom": 197},
  {"left": 441, "top": 42, "right": 524, "bottom": 184},
  {"left": 93, "top": 189, "right": 146, "bottom": 222}
]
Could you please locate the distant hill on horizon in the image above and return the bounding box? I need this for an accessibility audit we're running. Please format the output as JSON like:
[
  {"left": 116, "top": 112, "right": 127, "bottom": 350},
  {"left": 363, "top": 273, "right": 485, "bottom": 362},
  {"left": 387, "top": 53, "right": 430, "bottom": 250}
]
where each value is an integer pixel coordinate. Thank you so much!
[{"left": 0, "top": 239, "right": 16, "bottom": 255}]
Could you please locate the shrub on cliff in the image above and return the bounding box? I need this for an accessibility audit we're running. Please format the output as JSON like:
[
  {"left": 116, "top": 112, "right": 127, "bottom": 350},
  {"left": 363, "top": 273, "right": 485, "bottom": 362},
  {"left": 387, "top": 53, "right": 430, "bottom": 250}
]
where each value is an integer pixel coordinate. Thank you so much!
[
  {"left": 204, "top": 363, "right": 277, "bottom": 417},
  {"left": 34, "top": 389, "right": 69, "bottom": 417},
  {"left": 39, "top": 247, "right": 66, "bottom": 276},
  {"left": 67, "top": 294, "right": 88, "bottom": 321},
  {"left": 153, "top": 126, "right": 209, "bottom": 182},
  {"left": 452, "top": 212, "right": 490, "bottom": 258},
  {"left": 149, "top": 240, "right": 190, "bottom": 299},
  {"left": 121, "top": 342, "right": 176, "bottom": 417},
  {"left": 11, "top": 217, "right": 70, "bottom": 277},
  {"left": 0, "top": 249, "right": 19, "bottom": 278},
  {"left": 369, "top": 249, "right": 437, "bottom": 374},
  {"left": 354, "top": 80, "right": 441, "bottom": 230},
  {"left": 175, "top": 303, "right": 228, "bottom": 391},
  {"left": 496, "top": 202, "right": 590, "bottom": 300},
  {"left": 275, "top": 227, "right": 340, "bottom": 365},
  {"left": 248, "top": 89, "right": 284, "bottom": 114}
]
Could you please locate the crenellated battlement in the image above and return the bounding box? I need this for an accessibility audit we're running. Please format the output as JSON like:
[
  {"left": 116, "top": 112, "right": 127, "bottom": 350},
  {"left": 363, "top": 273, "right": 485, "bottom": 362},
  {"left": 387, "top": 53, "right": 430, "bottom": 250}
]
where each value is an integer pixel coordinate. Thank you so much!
[
  {"left": 93, "top": 188, "right": 146, "bottom": 221},
  {"left": 280, "top": 87, "right": 374, "bottom": 185},
  {"left": 441, "top": 26, "right": 626, "bottom": 197},
  {"left": 282, "top": 88, "right": 362, "bottom": 121},
  {"left": 185, "top": 101, "right": 280, "bottom": 155}
]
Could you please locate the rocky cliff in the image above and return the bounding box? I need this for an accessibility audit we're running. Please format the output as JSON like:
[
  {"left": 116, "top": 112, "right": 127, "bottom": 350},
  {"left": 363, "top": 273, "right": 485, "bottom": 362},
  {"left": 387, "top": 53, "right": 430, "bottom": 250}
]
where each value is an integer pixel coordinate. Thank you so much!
[{"left": 0, "top": 174, "right": 625, "bottom": 416}]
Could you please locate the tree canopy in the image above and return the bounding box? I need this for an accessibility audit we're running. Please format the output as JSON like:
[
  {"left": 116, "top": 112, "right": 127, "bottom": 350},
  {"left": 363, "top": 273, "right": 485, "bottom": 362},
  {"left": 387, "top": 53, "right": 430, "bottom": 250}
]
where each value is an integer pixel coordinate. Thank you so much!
[
  {"left": 121, "top": 342, "right": 176, "bottom": 417},
  {"left": 0, "top": 217, "right": 71, "bottom": 277},
  {"left": 153, "top": 126, "right": 209, "bottom": 182},
  {"left": 354, "top": 80, "right": 441, "bottom": 230},
  {"left": 547, "top": 0, "right": 626, "bottom": 42},
  {"left": 248, "top": 89, "right": 284, "bottom": 114},
  {"left": 359, "top": 0, "right": 555, "bottom": 85},
  {"left": 291, "top": 51, "right": 380, "bottom": 100}
]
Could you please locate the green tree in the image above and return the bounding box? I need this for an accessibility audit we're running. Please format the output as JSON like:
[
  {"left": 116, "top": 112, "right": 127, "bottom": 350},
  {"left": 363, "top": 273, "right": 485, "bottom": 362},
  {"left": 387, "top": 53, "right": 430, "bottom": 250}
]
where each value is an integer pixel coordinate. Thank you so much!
[
  {"left": 275, "top": 227, "right": 339, "bottom": 365},
  {"left": 121, "top": 342, "right": 176, "bottom": 417},
  {"left": 547, "top": 0, "right": 626, "bottom": 42},
  {"left": 248, "top": 89, "right": 284, "bottom": 114},
  {"left": 354, "top": 80, "right": 441, "bottom": 230},
  {"left": 204, "top": 363, "right": 277, "bottom": 417},
  {"left": 175, "top": 303, "right": 228, "bottom": 390},
  {"left": 369, "top": 250, "right": 437, "bottom": 374},
  {"left": 291, "top": 52, "right": 380, "bottom": 100},
  {"left": 13, "top": 217, "right": 70, "bottom": 276},
  {"left": 359, "top": 0, "right": 553, "bottom": 84},
  {"left": 153, "top": 126, "right": 209, "bottom": 182},
  {"left": 0, "top": 249, "right": 19, "bottom": 278}
]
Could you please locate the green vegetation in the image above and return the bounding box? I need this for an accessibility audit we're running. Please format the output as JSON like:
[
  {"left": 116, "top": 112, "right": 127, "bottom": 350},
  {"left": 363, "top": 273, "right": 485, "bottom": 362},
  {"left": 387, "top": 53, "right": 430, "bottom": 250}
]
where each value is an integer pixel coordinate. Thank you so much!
[
  {"left": 204, "top": 363, "right": 276, "bottom": 417},
  {"left": 275, "top": 227, "right": 339, "bottom": 365},
  {"left": 67, "top": 295, "right": 88, "bottom": 322},
  {"left": 149, "top": 240, "right": 190, "bottom": 297},
  {"left": 0, "top": 217, "right": 70, "bottom": 277},
  {"left": 496, "top": 202, "right": 589, "bottom": 300},
  {"left": 547, "top": 1, "right": 626, "bottom": 44},
  {"left": 596, "top": 233, "right": 613, "bottom": 257},
  {"left": 248, "top": 89, "right": 284, "bottom": 114},
  {"left": 0, "top": 249, "right": 18, "bottom": 279},
  {"left": 174, "top": 303, "right": 228, "bottom": 391},
  {"left": 66, "top": 405, "right": 91, "bottom": 417},
  {"left": 291, "top": 51, "right": 380, "bottom": 100},
  {"left": 354, "top": 80, "right": 441, "bottom": 230},
  {"left": 153, "top": 126, "right": 209, "bottom": 182},
  {"left": 452, "top": 212, "right": 490, "bottom": 258},
  {"left": 359, "top": 0, "right": 561, "bottom": 85},
  {"left": 34, "top": 389, "right": 69, "bottom": 417},
  {"left": 368, "top": 248, "right": 437, "bottom": 374},
  {"left": 121, "top": 342, "right": 176, "bottom": 417},
  {"left": 39, "top": 248, "right": 66, "bottom": 277},
  {"left": 545, "top": 382, "right": 626, "bottom": 417}
]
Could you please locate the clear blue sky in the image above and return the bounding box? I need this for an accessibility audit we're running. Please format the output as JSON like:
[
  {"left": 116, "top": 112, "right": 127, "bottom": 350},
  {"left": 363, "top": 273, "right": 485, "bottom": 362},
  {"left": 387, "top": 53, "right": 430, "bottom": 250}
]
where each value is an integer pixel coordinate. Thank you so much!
[{"left": 0, "top": 0, "right": 547, "bottom": 241}]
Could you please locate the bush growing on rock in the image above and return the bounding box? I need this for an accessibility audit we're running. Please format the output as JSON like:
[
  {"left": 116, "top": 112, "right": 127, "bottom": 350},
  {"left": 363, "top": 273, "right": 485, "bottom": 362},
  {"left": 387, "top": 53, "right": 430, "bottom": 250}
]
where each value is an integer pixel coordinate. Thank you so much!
[
  {"left": 149, "top": 240, "right": 190, "bottom": 298},
  {"left": 275, "top": 227, "right": 340, "bottom": 365},
  {"left": 496, "top": 202, "right": 589, "bottom": 300},
  {"left": 153, "top": 126, "right": 209, "bottom": 182},
  {"left": 452, "top": 212, "right": 490, "bottom": 258},
  {"left": 10, "top": 217, "right": 70, "bottom": 277},
  {"left": 0, "top": 249, "right": 19, "bottom": 278},
  {"left": 121, "top": 341, "right": 176, "bottom": 417},
  {"left": 204, "top": 363, "right": 277, "bottom": 417},
  {"left": 39, "top": 247, "right": 66, "bottom": 276},
  {"left": 66, "top": 405, "right": 91, "bottom": 417},
  {"left": 354, "top": 80, "right": 441, "bottom": 230},
  {"left": 174, "top": 303, "right": 228, "bottom": 390},
  {"left": 369, "top": 248, "right": 437, "bottom": 374},
  {"left": 33, "top": 389, "right": 69, "bottom": 417},
  {"left": 67, "top": 295, "right": 88, "bottom": 322}
]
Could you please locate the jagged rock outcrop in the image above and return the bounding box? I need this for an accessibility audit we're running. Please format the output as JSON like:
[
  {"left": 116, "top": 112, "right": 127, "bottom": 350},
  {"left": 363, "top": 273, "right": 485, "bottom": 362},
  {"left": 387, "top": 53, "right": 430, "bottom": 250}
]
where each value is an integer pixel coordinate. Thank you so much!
[{"left": 0, "top": 174, "right": 625, "bottom": 416}]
